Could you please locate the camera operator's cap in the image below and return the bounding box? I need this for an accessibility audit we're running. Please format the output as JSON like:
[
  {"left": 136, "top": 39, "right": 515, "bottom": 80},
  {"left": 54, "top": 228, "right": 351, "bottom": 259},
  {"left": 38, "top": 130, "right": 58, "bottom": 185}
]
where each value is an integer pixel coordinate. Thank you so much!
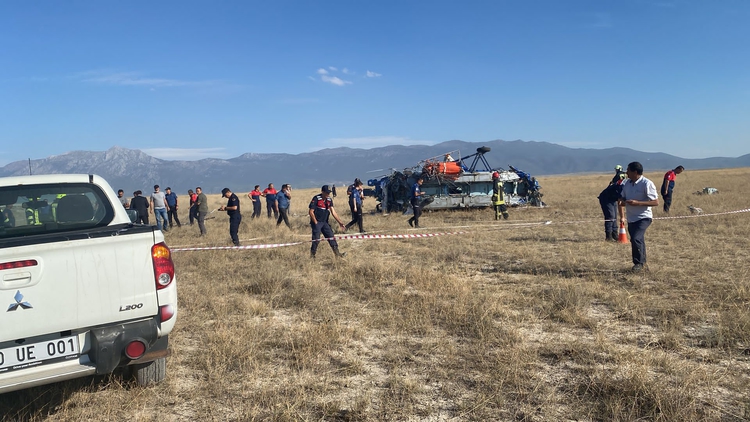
[
  {"left": 154, "top": 184, "right": 159, "bottom": 189},
  {"left": 321, "top": 185, "right": 332, "bottom": 193},
  {"left": 166, "top": 187, "right": 171, "bottom": 190},
  {"left": 615, "top": 165, "right": 623, "bottom": 170},
  {"left": 221, "top": 188, "right": 230, "bottom": 195}
]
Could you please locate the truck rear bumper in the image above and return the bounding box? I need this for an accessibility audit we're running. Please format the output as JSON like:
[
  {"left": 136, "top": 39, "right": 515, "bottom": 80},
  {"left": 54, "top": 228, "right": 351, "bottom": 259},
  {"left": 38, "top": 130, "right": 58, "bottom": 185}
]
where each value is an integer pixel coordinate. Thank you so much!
[{"left": 0, "top": 318, "right": 168, "bottom": 394}]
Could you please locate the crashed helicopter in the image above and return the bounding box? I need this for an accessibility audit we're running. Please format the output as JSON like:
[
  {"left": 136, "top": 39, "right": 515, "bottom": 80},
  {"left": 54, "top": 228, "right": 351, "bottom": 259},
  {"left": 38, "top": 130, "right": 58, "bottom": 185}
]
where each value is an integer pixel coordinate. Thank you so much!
[{"left": 367, "top": 146, "right": 544, "bottom": 213}]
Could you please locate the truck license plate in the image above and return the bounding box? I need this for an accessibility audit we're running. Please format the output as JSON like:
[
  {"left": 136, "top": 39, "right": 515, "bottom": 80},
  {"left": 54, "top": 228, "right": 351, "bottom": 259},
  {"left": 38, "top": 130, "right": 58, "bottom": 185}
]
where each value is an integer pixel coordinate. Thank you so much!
[{"left": 0, "top": 335, "right": 80, "bottom": 373}]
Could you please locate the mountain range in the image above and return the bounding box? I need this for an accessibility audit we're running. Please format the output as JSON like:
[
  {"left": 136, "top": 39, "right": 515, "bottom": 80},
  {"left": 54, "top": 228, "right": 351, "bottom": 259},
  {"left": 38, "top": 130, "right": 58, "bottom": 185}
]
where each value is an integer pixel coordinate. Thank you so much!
[{"left": 1, "top": 140, "right": 748, "bottom": 195}]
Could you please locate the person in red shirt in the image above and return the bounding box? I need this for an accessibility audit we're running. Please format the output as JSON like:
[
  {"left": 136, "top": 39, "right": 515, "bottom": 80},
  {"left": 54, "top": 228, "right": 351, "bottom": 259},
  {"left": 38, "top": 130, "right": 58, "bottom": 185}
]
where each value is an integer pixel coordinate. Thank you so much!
[
  {"left": 188, "top": 189, "right": 198, "bottom": 225},
  {"left": 660, "top": 165, "right": 684, "bottom": 213},
  {"left": 261, "top": 183, "right": 279, "bottom": 219},
  {"left": 248, "top": 185, "right": 262, "bottom": 219}
]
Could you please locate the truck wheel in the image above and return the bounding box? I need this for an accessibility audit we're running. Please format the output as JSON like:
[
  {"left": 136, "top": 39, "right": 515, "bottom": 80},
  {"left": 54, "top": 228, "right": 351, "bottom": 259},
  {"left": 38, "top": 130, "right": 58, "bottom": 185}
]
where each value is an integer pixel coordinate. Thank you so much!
[{"left": 132, "top": 357, "right": 166, "bottom": 386}]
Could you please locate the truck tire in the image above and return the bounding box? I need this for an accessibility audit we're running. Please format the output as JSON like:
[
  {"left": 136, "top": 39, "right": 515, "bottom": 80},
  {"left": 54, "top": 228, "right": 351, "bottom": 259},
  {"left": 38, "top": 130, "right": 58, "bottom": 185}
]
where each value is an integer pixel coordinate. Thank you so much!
[{"left": 133, "top": 357, "right": 166, "bottom": 386}]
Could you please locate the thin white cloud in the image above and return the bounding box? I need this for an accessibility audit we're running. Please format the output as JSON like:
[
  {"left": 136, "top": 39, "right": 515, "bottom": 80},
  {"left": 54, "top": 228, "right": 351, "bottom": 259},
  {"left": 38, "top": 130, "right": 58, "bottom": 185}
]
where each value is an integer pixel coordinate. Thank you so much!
[
  {"left": 328, "top": 66, "right": 338, "bottom": 71},
  {"left": 366, "top": 70, "right": 382, "bottom": 78},
  {"left": 323, "top": 136, "right": 434, "bottom": 149},
  {"left": 342, "top": 68, "right": 352, "bottom": 74},
  {"left": 321, "top": 75, "right": 352, "bottom": 86},
  {"left": 317, "top": 68, "right": 329, "bottom": 75},
  {"left": 140, "top": 147, "right": 231, "bottom": 160},
  {"left": 77, "top": 70, "right": 242, "bottom": 93}
]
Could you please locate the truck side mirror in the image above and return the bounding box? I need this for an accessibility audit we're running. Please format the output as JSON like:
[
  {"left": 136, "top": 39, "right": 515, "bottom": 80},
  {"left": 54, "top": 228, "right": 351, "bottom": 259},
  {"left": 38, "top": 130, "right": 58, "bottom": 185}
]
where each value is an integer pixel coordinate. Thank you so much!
[{"left": 126, "top": 209, "right": 138, "bottom": 223}]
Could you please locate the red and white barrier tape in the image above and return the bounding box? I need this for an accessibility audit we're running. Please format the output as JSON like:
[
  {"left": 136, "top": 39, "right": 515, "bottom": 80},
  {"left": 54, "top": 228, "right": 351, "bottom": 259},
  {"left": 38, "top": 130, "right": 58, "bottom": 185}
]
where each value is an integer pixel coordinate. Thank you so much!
[
  {"left": 172, "top": 231, "right": 466, "bottom": 252},
  {"left": 172, "top": 241, "right": 302, "bottom": 252},
  {"left": 171, "top": 208, "right": 749, "bottom": 252}
]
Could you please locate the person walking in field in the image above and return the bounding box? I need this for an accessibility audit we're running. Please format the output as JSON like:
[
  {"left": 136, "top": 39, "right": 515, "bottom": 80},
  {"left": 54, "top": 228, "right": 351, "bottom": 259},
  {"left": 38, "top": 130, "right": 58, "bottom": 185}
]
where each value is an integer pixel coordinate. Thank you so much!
[
  {"left": 150, "top": 185, "right": 169, "bottom": 232},
  {"left": 661, "top": 165, "right": 684, "bottom": 213},
  {"left": 262, "top": 183, "right": 278, "bottom": 219},
  {"left": 618, "top": 161, "right": 659, "bottom": 271},
  {"left": 407, "top": 177, "right": 425, "bottom": 228},
  {"left": 164, "top": 187, "right": 181, "bottom": 229},
  {"left": 219, "top": 187, "right": 241, "bottom": 246},
  {"left": 195, "top": 187, "right": 208, "bottom": 236},
  {"left": 309, "top": 185, "right": 346, "bottom": 259},
  {"left": 491, "top": 171, "right": 509, "bottom": 220},
  {"left": 276, "top": 184, "right": 292, "bottom": 229},
  {"left": 345, "top": 179, "right": 365, "bottom": 233},
  {"left": 248, "top": 185, "right": 262, "bottom": 219}
]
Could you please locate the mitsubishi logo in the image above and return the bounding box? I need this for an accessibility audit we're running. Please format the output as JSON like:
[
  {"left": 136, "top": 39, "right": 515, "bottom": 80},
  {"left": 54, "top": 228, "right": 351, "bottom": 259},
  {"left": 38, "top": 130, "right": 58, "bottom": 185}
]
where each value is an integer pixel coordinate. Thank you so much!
[{"left": 7, "top": 290, "right": 32, "bottom": 312}]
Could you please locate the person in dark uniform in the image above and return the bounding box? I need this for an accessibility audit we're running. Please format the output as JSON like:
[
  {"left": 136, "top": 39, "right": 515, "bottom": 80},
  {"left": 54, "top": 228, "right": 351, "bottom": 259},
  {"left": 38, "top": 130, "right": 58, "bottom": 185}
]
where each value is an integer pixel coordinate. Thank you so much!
[
  {"left": 332, "top": 184, "right": 337, "bottom": 197},
  {"left": 131, "top": 190, "right": 150, "bottom": 224},
  {"left": 598, "top": 177, "right": 623, "bottom": 241},
  {"left": 219, "top": 187, "right": 242, "bottom": 246},
  {"left": 309, "top": 185, "right": 346, "bottom": 259},
  {"left": 407, "top": 177, "right": 425, "bottom": 228},
  {"left": 345, "top": 179, "right": 365, "bottom": 233}
]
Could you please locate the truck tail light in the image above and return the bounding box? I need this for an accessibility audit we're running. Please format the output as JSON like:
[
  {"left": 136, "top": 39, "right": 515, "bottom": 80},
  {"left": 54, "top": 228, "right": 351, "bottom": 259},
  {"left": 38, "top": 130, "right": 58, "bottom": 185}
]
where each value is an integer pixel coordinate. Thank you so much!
[
  {"left": 152, "top": 242, "right": 174, "bottom": 290},
  {"left": 125, "top": 340, "right": 147, "bottom": 359},
  {"left": 159, "top": 304, "right": 175, "bottom": 322}
]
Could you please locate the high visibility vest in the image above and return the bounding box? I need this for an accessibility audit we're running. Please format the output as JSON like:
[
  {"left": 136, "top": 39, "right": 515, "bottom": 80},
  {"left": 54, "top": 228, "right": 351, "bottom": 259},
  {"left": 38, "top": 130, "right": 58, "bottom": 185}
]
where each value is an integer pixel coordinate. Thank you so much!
[{"left": 492, "top": 180, "right": 505, "bottom": 205}]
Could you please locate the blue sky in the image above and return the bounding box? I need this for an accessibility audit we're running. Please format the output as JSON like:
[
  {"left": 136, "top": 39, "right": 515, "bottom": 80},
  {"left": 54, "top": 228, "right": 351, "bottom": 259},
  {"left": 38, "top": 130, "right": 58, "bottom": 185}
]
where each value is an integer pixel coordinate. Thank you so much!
[{"left": 1, "top": 1, "right": 748, "bottom": 165}]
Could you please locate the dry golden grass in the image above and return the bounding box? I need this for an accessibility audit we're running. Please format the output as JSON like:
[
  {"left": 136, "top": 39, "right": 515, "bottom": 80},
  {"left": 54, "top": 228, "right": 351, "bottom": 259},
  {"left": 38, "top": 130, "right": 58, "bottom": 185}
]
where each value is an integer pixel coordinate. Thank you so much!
[{"left": 2, "top": 168, "right": 750, "bottom": 421}]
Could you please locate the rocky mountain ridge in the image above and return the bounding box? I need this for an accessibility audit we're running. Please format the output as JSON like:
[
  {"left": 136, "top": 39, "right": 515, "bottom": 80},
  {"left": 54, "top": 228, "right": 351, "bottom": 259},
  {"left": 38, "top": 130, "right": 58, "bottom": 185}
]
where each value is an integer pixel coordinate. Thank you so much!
[{"left": 2, "top": 141, "right": 748, "bottom": 195}]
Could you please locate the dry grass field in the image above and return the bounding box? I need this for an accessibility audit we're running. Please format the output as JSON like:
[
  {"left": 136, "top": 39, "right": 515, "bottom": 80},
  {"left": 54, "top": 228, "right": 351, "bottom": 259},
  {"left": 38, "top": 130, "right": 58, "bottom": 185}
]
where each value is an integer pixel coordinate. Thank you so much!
[{"left": 2, "top": 167, "right": 749, "bottom": 421}]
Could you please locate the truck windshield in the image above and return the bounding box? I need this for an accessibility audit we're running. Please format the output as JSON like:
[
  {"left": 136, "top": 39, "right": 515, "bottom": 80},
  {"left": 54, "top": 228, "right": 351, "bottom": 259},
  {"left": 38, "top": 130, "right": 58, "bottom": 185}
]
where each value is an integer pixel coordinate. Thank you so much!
[{"left": 0, "top": 183, "right": 114, "bottom": 239}]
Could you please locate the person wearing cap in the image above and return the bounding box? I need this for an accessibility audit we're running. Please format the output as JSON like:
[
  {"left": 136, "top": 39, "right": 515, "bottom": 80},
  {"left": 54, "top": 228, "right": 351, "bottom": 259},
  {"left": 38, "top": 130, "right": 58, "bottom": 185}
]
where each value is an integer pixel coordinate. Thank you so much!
[
  {"left": 407, "top": 177, "right": 425, "bottom": 228},
  {"left": 262, "top": 183, "right": 279, "bottom": 219},
  {"left": 131, "top": 190, "right": 149, "bottom": 224},
  {"left": 164, "top": 187, "right": 181, "bottom": 229},
  {"left": 309, "top": 185, "right": 346, "bottom": 258},
  {"left": 661, "top": 165, "right": 684, "bottom": 213},
  {"left": 345, "top": 179, "right": 365, "bottom": 233},
  {"left": 150, "top": 185, "right": 169, "bottom": 232},
  {"left": 610, "top": 165, "right": 626, "bottom": 186},
  {"left": 219, "top": 188, "right": 241, "bottom": 246},
  {"left": 491, "top": 171, "right": 509, "bottom": 220},
  {"left": 276, "top": 184, "right": 292, "bottom": 229}
]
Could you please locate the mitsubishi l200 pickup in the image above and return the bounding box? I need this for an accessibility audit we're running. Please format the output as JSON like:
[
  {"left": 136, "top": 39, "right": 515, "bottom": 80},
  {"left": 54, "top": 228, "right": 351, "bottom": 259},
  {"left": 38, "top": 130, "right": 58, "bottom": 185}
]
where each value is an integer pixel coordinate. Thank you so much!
[{"left": 0, "top": 174, "right": 177, "bottom": 393}]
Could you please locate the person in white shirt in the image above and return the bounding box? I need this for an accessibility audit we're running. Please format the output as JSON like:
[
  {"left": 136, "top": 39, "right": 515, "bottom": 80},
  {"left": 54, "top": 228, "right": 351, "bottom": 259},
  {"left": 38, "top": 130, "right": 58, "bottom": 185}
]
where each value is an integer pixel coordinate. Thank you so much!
[{"left": 618, "top": 162, "right": 659, "bottom": 272}]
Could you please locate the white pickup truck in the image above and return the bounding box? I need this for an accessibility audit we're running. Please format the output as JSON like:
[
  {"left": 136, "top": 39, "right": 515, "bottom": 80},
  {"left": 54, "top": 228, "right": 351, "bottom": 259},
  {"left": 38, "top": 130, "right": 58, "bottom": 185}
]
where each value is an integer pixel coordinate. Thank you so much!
[{"left": 0, "top": 174, "right": 177, "bottom": 393}]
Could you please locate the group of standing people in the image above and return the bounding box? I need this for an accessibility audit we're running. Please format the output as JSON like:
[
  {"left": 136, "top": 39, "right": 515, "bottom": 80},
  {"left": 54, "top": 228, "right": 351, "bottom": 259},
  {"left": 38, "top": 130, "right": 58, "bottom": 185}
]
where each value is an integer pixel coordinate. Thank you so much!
[
  {"left": 117, "top": 185, "right": 209, "bottom": 236},
  {"left": 247, "top": 183, "right": 293, "bottom": 228},
  {"left": 598, "top": 162, "right": 684, "bottom": 272}
]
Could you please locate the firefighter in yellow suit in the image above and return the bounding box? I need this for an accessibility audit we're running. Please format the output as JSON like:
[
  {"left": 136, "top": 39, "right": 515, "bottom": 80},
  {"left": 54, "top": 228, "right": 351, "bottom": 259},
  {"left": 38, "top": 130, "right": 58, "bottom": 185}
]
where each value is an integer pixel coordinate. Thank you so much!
[{"left": 492, "top": 172, "right": 509, "bottom": 220}]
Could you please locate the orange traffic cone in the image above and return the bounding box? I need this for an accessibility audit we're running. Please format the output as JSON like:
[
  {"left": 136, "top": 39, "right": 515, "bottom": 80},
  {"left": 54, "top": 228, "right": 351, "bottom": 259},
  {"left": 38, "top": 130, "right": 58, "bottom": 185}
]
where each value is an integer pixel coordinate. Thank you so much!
[{"left": 617, "top": 222, "right": 628, "bottom": 244}]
